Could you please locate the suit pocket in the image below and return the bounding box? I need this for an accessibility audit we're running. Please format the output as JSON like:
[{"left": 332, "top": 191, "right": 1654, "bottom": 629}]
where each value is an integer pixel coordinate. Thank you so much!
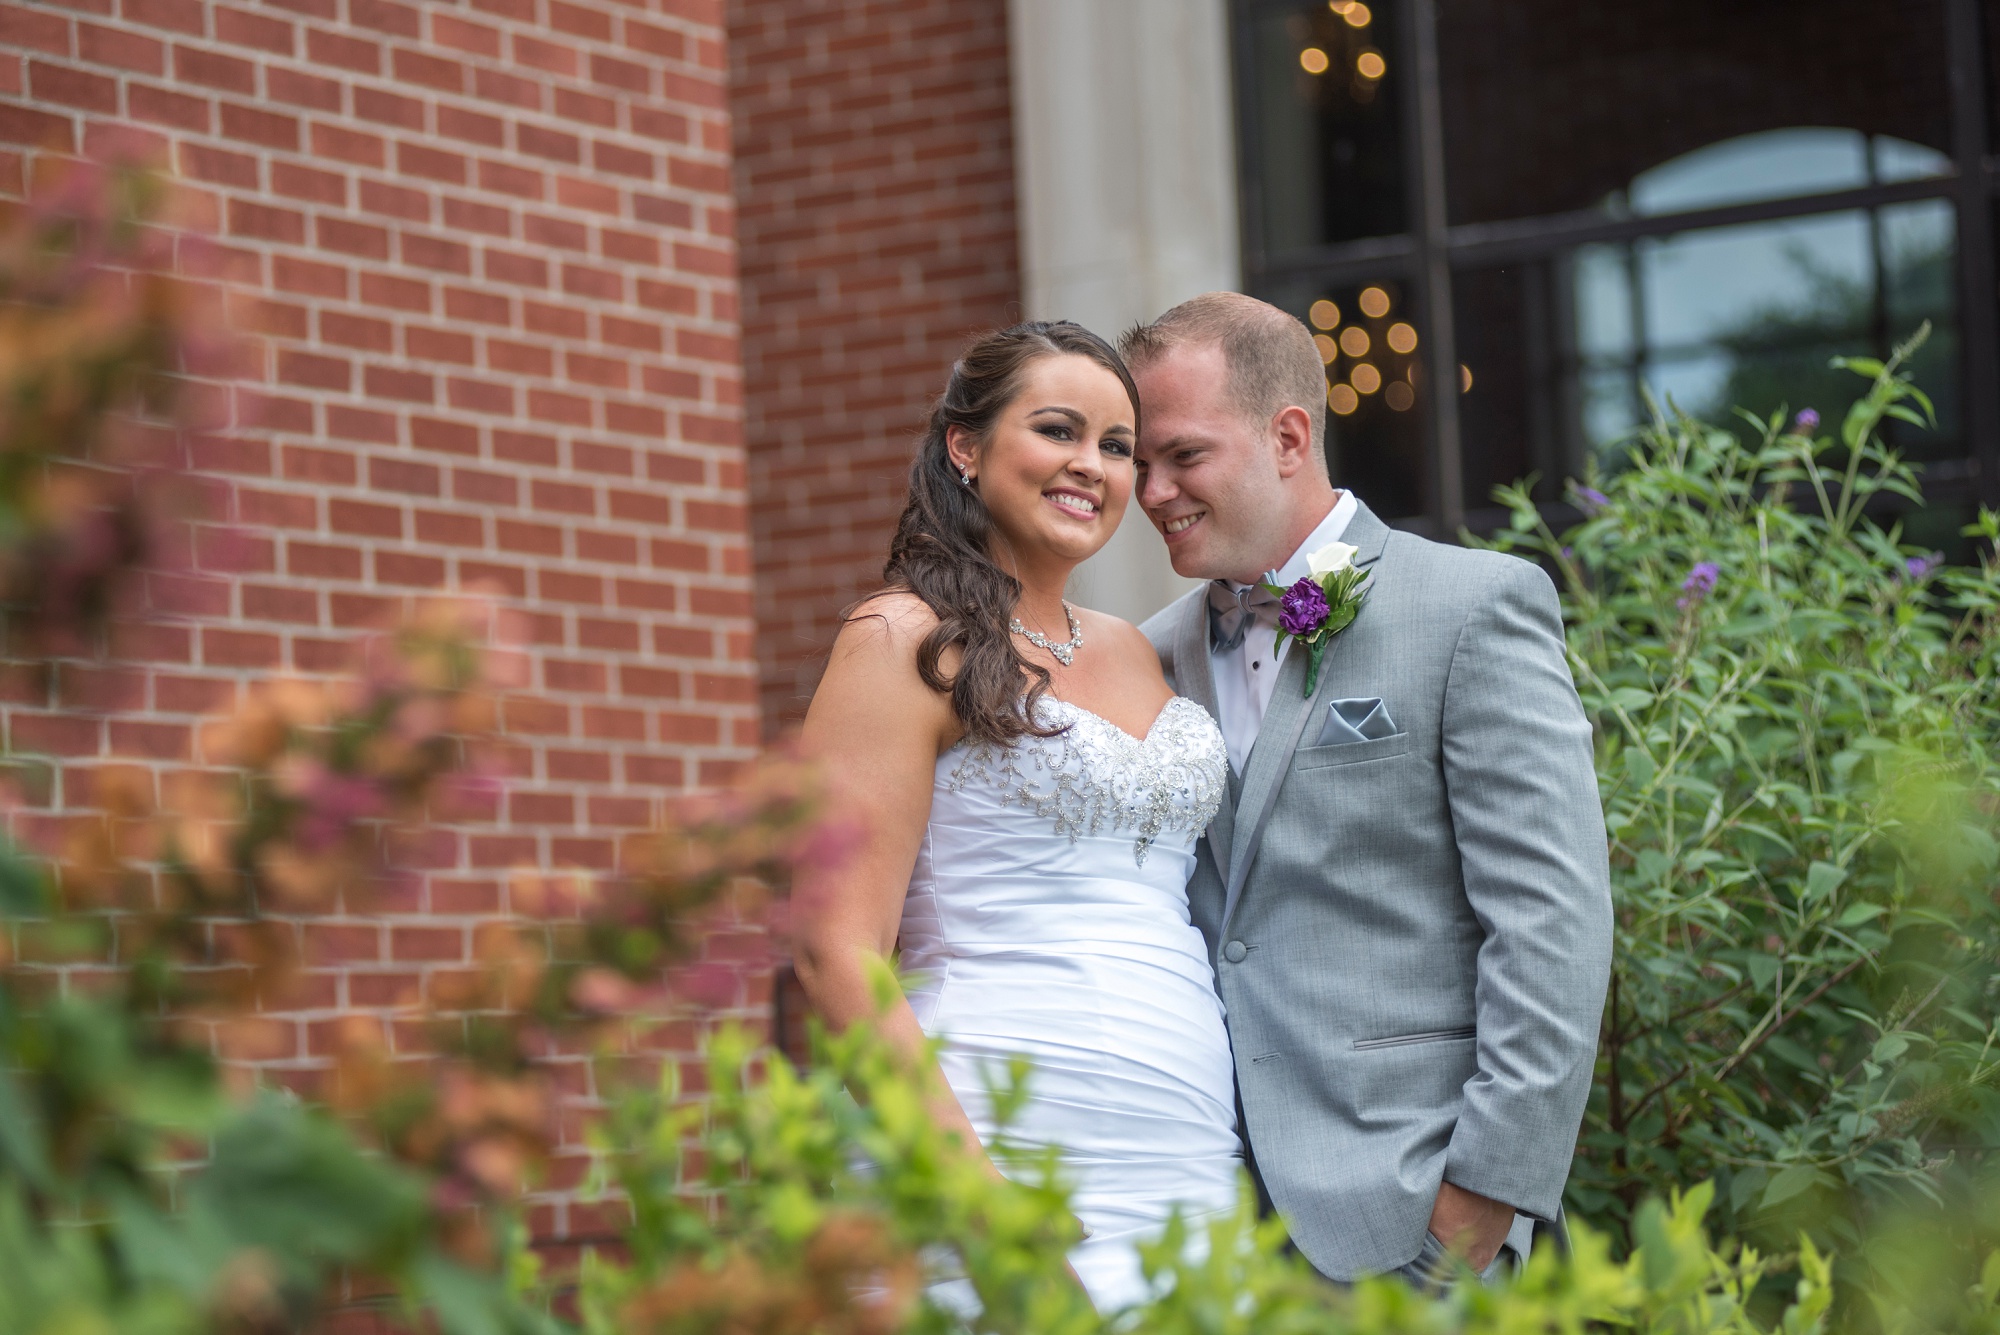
[
  {"left": 1352, "top": 1026, "right": 1476, "bottom": 1051},
  {"left": 1292, "top": 732, "right": 1413, "bottom": 771}
]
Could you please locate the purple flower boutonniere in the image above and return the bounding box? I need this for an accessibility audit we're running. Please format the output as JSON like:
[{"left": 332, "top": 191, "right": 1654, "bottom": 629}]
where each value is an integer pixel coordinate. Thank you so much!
[{"left": 1263, "top": 540, "right": 1373, "bottom": 697}]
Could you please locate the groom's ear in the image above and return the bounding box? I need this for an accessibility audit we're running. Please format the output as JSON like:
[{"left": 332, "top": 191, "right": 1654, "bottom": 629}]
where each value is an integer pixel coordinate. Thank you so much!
[{"left": 1271, "top": 404, "right": 1316, "bottom": 479}]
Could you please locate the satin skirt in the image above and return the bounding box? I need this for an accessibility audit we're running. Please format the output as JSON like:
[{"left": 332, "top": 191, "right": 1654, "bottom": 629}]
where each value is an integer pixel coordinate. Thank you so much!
[{"left": 904, "top": 826, "right": 1244, "bottom": 1311}]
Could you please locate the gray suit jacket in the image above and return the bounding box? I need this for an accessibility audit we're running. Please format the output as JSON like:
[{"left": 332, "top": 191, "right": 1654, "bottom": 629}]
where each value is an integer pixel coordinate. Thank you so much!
[{"left": 1141, "top": 501, "right": 1612, "bottom": 1281}]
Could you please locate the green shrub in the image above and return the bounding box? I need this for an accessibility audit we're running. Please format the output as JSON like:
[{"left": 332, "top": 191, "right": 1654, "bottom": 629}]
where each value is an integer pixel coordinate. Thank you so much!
[
  {"left": 580, "top": 1006, "right": 1864, "bottom": 1335},
  {"left": 1477, "top": 332, "right": 2000, "bottom": 1271}
]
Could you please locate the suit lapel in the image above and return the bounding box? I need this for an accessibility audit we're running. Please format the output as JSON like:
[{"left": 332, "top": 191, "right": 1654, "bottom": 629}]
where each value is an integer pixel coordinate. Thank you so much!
[
  {"left": 1175, "top": 590, "right": 1234, "bottom": 880},
  {"left": 1220, "top": 501, "right": 1393, "bottom": 930}
]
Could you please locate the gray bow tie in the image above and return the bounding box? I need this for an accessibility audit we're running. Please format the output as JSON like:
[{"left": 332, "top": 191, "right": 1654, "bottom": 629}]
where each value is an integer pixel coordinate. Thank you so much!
[{"left": 1207, "top": 580, "right": 1279, "bottom": 653}]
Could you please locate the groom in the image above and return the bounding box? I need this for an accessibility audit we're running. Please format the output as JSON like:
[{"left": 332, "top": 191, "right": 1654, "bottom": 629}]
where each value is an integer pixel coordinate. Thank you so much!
[{"left": 1125, "top": 293, "right": 1612, "bottom": 1284}]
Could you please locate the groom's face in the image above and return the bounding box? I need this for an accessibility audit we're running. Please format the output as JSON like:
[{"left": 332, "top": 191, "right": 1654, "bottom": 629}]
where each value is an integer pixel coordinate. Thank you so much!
[{"left": 1132, "top": 343, "right": 1286, "bottom": 585}]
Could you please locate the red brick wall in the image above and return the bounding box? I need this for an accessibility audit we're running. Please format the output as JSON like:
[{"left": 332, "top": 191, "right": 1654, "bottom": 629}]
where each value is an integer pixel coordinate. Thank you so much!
[
  {"left": 0, "top": 0, "right": 754, "bottom": 1244},
  {"left": 729, "top": 0, "right": 1020, "bottom": 731}
]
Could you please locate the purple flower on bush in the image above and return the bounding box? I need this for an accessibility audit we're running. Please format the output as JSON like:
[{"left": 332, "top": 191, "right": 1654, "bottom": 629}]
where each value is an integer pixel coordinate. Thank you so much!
[
  {"left": 1904, "top": 553, "right": 1937, "bottom": 580},
  {"left": 1575, "top": 486, "right": 1610, "bottom": 513},
  {"left": 1793, "top": 408, "right": 1820, "bottom": 431},
  {"left": 1278, "top": 576, "right": 1330, "bottom": 637},
  {"left": 1677, "top": 561, "right": 1720, "bottom": 609}
]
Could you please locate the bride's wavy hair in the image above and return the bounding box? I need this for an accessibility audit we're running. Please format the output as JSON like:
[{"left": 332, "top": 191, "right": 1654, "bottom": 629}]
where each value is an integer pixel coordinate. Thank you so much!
[{"left": 872, "top": 320, "right": 1140, "bottom": 748}]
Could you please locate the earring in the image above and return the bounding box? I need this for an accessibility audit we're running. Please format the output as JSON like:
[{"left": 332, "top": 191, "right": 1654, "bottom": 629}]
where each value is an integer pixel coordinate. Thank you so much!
[{"left": 958, "top": 468, "right": 973, "bottom": 486}]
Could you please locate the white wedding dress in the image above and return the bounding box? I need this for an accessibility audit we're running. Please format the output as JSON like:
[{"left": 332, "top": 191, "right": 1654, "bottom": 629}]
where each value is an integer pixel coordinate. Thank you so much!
[{"left": 900, "top": 695, "right": 1243, "bottom": 1310}]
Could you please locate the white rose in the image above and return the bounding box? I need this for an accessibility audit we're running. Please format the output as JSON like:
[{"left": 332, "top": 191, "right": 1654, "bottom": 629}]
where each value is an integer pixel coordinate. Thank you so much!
[{"left": 1306, "top": 541, "right": 1359, "bottom": 577}]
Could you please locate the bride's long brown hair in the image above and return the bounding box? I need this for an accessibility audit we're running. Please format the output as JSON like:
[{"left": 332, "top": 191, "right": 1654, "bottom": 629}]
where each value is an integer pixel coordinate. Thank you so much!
[{"left": 868, "top": 321, "right": 1140, "bottom": 748}]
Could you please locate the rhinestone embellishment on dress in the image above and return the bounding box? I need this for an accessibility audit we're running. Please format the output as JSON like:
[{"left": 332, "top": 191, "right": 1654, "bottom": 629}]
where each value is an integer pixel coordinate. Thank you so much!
[{"left": 945, "top": 697, "right": 1226, "bottom": 864}]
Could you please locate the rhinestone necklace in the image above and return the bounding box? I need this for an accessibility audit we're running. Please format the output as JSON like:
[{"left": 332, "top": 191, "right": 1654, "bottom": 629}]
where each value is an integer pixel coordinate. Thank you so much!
[{"left": 1010, "top": 600, "right": 1084, "bottom": 667}]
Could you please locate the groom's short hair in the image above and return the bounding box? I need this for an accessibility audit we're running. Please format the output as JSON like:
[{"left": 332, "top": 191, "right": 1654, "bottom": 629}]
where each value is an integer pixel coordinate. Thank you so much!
[{"left": 1120, "top": 292, "right": 1328, "bottom": 469}]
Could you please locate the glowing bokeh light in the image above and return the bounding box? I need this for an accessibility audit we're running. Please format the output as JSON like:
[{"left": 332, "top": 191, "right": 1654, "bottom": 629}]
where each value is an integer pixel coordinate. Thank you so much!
[
  {"left": 1338, "top": 326, "right": 1371, "bottom": 357},
  {"left": 1313, "top": 333, "right": 1337, "bottom": 364},
  {"left": 1460, "top": 364, "right": 1474, "bottom": 392},
  {"left": 1358, "top": 286, "right": 1391, "bottom": 318},
  {"left": 1309, "top": 298, "right": 1340, "bottom": 329},
  {"left": 1386, "top": 322, "right": 1418, "bottom": 353},
  {"left": 1299, "top": 46, "right": 1330, "bottom": 74},
  {"left": 1343, "top": 2, "right": 1372, "bottom": 27},
  {"left": 1351, "top": 363, "right": 1382, "bottom": 394},
  {"left": 1328, "top": 0, "right": 1355, "bottom": 11},
  {"left": 1384, "top": 380, "right": 1415, "bottom": 411},
  {"left": 1328, "top": 382, "right": 1360, "bottom": 415},
  {"left": 1356, "top": 51, "right": 1386, "bottom": 79}
]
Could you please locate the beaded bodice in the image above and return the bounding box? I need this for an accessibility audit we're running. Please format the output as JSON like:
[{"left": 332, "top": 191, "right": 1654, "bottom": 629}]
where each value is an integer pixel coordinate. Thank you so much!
[{"left": 943, "top": 696, "right": 1227, "bottom": 865}]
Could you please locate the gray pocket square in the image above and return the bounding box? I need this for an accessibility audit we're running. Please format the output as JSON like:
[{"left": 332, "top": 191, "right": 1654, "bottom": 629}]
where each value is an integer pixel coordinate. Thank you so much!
[{"left": 1315, "top": 697, "right": 1400, "bottom": 746}]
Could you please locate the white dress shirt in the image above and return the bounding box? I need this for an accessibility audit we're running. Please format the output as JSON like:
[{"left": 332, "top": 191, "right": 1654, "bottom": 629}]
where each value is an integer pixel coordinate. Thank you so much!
[{"left": 1210, "top": 491, "right": 1358, "bottom": 773}]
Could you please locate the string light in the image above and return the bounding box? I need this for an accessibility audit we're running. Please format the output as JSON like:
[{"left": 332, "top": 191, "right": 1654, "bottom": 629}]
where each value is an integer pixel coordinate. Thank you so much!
[
  {"left": 1359, "top": 286, "right": 1391, "bottom": 318},
  {"left": 1338, "top": 326, "right": 1370, "bottom": 357},
  {"left": 1386, "top": 322, "right": 1417, "bottom": 353},
  {"left": 1356, "top": 50, "right": 1386, "bottom": 79},
  {"left": 1309, "top": 299, "right": 1340, "bottom": 329},
  {"left": 1460, "top": 364, "right": 1474, "bottom": 392},
  {"left": 1313, "top": 333, "right": 1337, "bottom": 364},
  {"left": 1328, "top": 0, "right": 1355, "bottom": 11},
  {"left": 1328, "top": 382, "right": 1359, "bottom": 415},
  {"left": 1299, "top": 46, "right": 1330, "bottom": 74},
  {"left": 1385, "top": 381, "right": 1414, "bottom": 411},
  {"left": 1351, "top": 363, "right": 1382, "bottom": 394},
  {"left": 1342, "top": 2, "right": 1372, "bottom": 26}
]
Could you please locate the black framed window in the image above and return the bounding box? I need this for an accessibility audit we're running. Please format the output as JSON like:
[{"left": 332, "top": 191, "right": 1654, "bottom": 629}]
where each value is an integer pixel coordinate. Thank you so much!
[{"left": 1233, "top": 0, "right": 2000, "bottom": 534}]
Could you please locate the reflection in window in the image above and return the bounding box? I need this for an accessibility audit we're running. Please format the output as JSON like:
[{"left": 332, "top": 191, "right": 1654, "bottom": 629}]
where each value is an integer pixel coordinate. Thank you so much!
[
  {"left": 1570, "top": 202, "right": 1957, "bottom": 459},
  {"left": 1246, "top": 0, "right": 1407, "bottom": 253},
  {"left": 1455, "top": 198, "right": 1960, "bottom": 516},
  {"left": 1622, "top": 129, "right": 1950, "bottom": 217}
]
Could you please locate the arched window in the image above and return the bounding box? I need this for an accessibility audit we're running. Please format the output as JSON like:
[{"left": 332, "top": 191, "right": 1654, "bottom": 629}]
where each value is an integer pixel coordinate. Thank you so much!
[{"left": 1234, "top": 0, "right": 1994, "bottom": 549}]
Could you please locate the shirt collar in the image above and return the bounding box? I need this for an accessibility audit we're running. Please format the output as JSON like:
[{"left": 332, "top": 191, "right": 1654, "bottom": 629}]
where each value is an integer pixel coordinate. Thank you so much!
[{"left": 1259, "top": 490, "right": 1357, "bottom": 588}]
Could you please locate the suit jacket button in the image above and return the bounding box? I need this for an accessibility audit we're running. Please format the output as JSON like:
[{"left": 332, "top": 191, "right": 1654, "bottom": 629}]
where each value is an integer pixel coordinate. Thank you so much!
[{"left": 1223, "top": 940, "right": 1248, "bottom": 963}]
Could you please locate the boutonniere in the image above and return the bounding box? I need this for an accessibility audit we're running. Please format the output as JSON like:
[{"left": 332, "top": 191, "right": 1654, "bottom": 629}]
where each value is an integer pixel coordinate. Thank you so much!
[{"left": 1263, "top": 541, "right": 1372, "bottom": 697}]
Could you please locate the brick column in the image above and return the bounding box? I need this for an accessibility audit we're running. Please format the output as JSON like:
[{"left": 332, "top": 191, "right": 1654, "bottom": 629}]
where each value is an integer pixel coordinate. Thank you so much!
[{"left": 729, "top": 0, "right": 1021, "bottom": 731}]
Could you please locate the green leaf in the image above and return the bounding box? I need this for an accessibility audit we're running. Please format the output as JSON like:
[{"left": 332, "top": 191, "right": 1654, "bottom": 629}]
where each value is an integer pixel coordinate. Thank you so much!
[
  {"left": 1761, "top": 1164, "right": 1824, "bottom": 1208},
  {"left": 0, "top": 1069, "right": 54, "bottom": 1193},
  {"left": 1804, "top": 860, "right": 1847, "bottom": 901},
  {"left": 0, "top": 844, "right": 45, "bottom": 917},
  {"left": 1836, "top": 901, "right": 1886, "bottom": 927}
]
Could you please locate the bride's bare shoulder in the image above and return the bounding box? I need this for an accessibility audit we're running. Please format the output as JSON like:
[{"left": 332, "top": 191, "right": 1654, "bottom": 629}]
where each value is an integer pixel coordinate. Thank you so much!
[
  {"left": 810, "top": 590, "right": 958, "bottom": 749},
  {"left": 1072, "top": 606, "right": 1170, "bottom": 686},
  {"left": 820, "top": 589, "right": 959, "bottom": 701},
  {"left": 833, "top": 589, "right": 939, "bottom": 657}
]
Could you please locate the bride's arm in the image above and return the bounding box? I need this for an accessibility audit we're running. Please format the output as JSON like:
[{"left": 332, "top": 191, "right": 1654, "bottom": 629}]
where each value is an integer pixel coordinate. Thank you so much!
[{"left": 791, "top": 595, "right": 996, "bottom": 1169}]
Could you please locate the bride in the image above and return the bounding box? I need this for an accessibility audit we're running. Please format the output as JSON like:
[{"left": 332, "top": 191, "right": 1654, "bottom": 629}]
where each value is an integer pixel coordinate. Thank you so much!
[{"left": 792, "top": 321, "right": 1242, "bottom": 1310}]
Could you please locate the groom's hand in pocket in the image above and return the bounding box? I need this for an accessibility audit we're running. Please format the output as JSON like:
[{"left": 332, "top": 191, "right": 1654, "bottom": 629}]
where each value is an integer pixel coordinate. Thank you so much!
[{"left": 1427, "top": 1180, "right": 1514, "bottom": 1271}]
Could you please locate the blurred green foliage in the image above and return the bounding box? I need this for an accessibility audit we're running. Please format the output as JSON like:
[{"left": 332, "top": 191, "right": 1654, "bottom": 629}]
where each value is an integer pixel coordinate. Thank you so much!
[{"left": 577, "top": 1007, "right": 1860, "bottom": 1335}]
